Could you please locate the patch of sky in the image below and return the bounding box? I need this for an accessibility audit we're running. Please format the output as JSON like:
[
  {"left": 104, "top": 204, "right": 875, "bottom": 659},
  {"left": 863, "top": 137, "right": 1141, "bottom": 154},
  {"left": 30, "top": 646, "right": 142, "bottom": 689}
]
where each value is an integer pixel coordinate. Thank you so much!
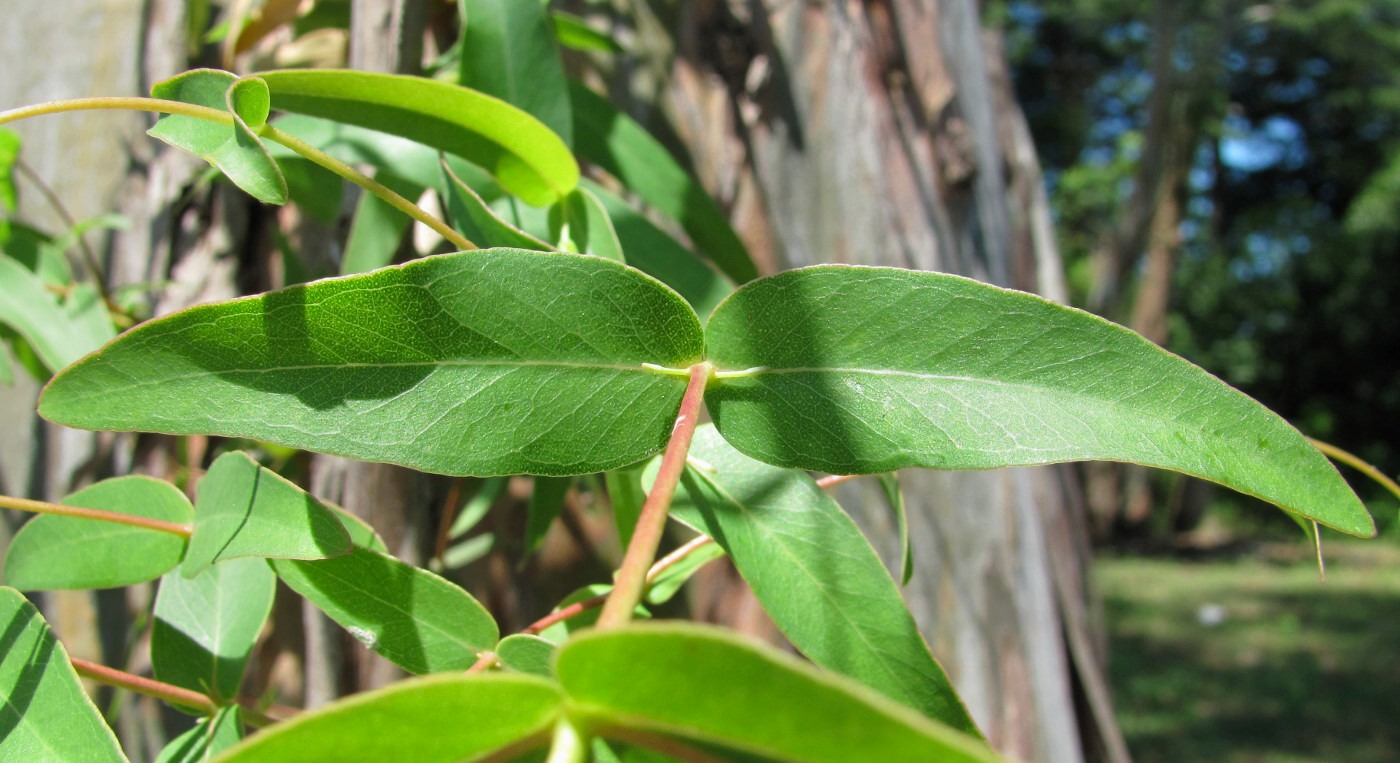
[{"left": 1220, "top": 114, "right": 1307, "bottom": 173}]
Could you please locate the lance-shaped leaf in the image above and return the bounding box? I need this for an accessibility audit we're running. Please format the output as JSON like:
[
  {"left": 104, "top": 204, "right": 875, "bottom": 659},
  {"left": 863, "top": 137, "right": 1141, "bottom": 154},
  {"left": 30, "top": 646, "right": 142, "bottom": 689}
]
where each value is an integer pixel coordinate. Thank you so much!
[
  {"left": 212, "top": 675, "right": 561, "bottom": 763},
  {"left": 148, "top": 70, "right": 287, "bottom": 204},
  {"left": 570, "top": 82, "right": 757, "bottom": 283},
  {"left": 557, "top": 624, "right": 999, "bottom": 763},
  {"left": 704, "top": 266, "right": 1375, "bottom": 537},
  {"left": 666, "top": 426, "right": 978, "bottom": 733},
  {"left": 39, "top": 249, "right": 706, "bottom": 477},
  {"left": 272, "top": 545, "right": 498, "bottom": 674},
  {"left": 153, "top": 558, "right": 275, "bottom": 703},
  {"left": 5, "top": 476, "right": 192, "bottom": 591},
  {"left": 0, "top": 588, "right": 128, "bottom": 762},
  {"left": 552, "top": 12, "right": 623, "bottom": 54},
  {"left": 523, "top": 476, "right": 570, "bottom": 563},
  {"left": 155, "top": 706, "right": 242, "bottom": 763},
  {"left": 458, "top": 0, "right": 572, "bottom": 146},
  {"left": 183, "top": 451, "right": 351, "bottom": 577},
  {"left": 441, "top": 160, "right": 553, "bottom": 251},
  {"left": 259, "top": 69, "right": 579, "bottom": 206}
]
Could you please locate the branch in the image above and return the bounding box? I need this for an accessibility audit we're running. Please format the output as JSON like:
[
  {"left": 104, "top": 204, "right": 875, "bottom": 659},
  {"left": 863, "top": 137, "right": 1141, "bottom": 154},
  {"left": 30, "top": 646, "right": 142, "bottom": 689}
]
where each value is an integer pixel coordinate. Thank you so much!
[{"left": 0, "top": 494, "right": 191, "bottom": 538}]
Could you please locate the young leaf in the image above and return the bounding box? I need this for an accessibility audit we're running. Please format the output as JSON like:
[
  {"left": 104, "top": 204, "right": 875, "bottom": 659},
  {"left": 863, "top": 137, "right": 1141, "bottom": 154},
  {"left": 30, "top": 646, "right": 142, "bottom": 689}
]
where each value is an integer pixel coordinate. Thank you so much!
[
  {"left": 259, "top": 69, "right": 579, "bottom": 206},
  {"left": 148, "top": 70, "right": 288, "bottom": 204},
  {"left": 666, "top": 426, "right": 979, "bottom": 734},
  {"left": 155, "top": 706, "right": 242, "bottom": 763},
  {"left": 457, "top": 0, "right": 572, "bottom": 147},
  {"left": 272, "top": 545, "right": 498, "bottom": 674},
  {"left": 152, "top": 557, "right": 275, "bottom": 703},
  {"left": 644, "top": 539, "right": 726, "bottom": 606},
  {"left": 570, "top": 82, "right": 757, "bottom": 283},
  {"left": 549, "top": 188, "right": 625, "bottom": 263},
  {"left": 704, "top": 266, "right": 1375, "bottom": 537},
  {"left": 4, "top": 476, "right": 192, "bottom": 591},
  {"left": 182, "top": 451, "right": 352, "bottom": 577},
  {"left": 440, "top": 160, "right": 553, "bottom": 251},
  {"left": 523, "top": 476, "right": 570, "bottom": 563},
  {"left": 0, "top": 588, "right": 127, "bottom": 762},
  {"left": 39, "top": 249, "right": 706, "bottom": 477},
  {"left": 556, "top": 624, "right": 1000, "bottom": 763},
  {"left": 495, "top": 634, "right": 556, "bottom": 677}
]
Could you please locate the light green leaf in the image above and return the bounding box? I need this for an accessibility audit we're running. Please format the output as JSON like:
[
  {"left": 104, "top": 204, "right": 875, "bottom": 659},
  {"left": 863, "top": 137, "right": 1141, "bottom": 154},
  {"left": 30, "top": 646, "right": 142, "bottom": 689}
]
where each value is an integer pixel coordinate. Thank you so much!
[
  {"left": 570, "top": 82, "right": 757, "bottom": 283},
  {"left": 550, "top": 188, "right": 624, "bottom": 263},
  {"left": 495, "top": 634, "right": 556, "bottom": 677},
  {"left": 267, "top": 115, "right": 445, "bottom": 191},
  {"left": 876, "top": 473, "right": 915, "bottom": 586},
  {"left": 155, "top": 706, "right": 242, "bottom": 763},
  {"left": 148, "top": 70, "right": 288, "bottom": 205},
  {"left": 212, "top": 674, "right": 560, "bottom": 763},
  {"left": 441, "top": 160, "right": 553, "bottom": 251},
  {"left": 524, "top": 476, "right": 570, "bottom": 562},
  {"left": 39, "top": 249, "right": 706, "bottom": 477},
  {"left": 4, "top": 476, "right": 192, "bottom": 591},
  {"left": 329, "top": 505, "right": 387, "bottom": 553},
  {"left": 0, "top": 254, "right": 103, "bottom": 372},
  {"left": 585, "top": 181, "right": 733, "bottom": 321},
  {"left": 458, "top": 0, "right": 572, "bottom": 147},
  {"left": 644, "top": 538, "right": 725, "bottom": 606},
  {"left": 557, "top": 624, "right": 999, "bottom": 763},
  {"left": 0, "top": 588, "right": 127, "bottom": 762},
  {"left": 0, "top": 127, "right": 18, "bottom": 212},
  {"left": 259, "top": 69, "right": 579, "bottom": 206},
  {"left": 183, "top": 451, "right": 352, "bottom": 577},
  {"left": 666, "top": 426, "right": 978, "bottom": 733},
  {"left": 552, "top": 12, "right": 623, "bottom": 53},
  {"left": 272, "top": 545, "right": 498, "bottom": 674},
  {"left": 704, "top": 266, "right": 1375, "bottom": 537},
  {"left": 153, "top": 557, "right": 275, "bottom": 703}
]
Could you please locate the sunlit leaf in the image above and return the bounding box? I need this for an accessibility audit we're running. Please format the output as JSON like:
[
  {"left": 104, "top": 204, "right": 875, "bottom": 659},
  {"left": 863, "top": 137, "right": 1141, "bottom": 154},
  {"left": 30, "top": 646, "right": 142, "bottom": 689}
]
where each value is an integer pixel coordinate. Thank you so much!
[
  {"left": 272, "top": 545, "right": 498, "bottom": 674},
  {"left": 0, "top": 127, "right": 18, "bottom": 212},
  {"left": 4, "top": 477, "right": 191, "bottom": 591},
  {"left": 0, "top": 254, "right": 109, "bottom": 373},
  {"left": 550, "top": 188, "right": 624, "bottom": 262},
  {"left": 155, "top": 706, "right": 242, "bottom": 763},
  {"left": 666, "top": 426, "right": 978, "bottom": 733},
  {"left": 40, "top": 249, "right": 706, "bottom": 477},
  {"left": 153, "top": 558, "right": 275, "bottom": 703},
  {"left": 644, "top": 539, "right": 725, "bottom": 606},
  {"left": 458, "top": 0, "right": 572, "bottom": 146},
  {"left": 495, "top": 634, "right": 555, "bottom": 678},
  {"left": 557, "top": 624, "right": 999, "bottom": 763},
  {"left": 704, "top": 266, "right": 1375, "bottom": 536},
  {"left": 441, "top": 160, "right": 552, "bottom": 251}
]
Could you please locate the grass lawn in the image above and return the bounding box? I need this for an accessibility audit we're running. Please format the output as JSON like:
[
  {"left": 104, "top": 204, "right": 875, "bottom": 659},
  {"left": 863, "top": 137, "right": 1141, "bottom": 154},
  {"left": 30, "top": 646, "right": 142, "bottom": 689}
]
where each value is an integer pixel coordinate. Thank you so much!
[{"left": 1095, "top": 538, "right": 1400, "bottom": 762}]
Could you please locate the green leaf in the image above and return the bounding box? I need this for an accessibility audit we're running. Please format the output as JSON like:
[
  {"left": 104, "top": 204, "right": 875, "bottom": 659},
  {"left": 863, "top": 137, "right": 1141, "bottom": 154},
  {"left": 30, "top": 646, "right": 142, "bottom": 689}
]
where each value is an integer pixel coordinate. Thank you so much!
[
  {"left": 536, "top": 584, "right": 645, "bottom": 643},
  {"left": 704, "top": 266, "right": 1375, "bottom": 537},
  {"left": 604, "top": 465, "right": 646, "bottom": 549},
  {"left": 552, "top": 12, "right": 622, "bottom": 54},
  {"left": 276, "top": 157, "right": 342, "bottom": 223},
  {"left": 211, "top": 673, "right": 561, "bottom": 763},
  {"left": 0, "top": 588, "right": 128, "bottom": 762},
  {"left": 183, "top": 451, "right": 352, "bottom": 577},
  {"left": 556, "top": 624, "right": 999, "bottom": 763},
  {"left": 259, "top": 69, "right": 579, "bottom": 206},
  {"left": 0, "top": 254, "right": 106, "bottom": 373},
  {"left": 441, "top": 160, "right": 553, "bottom": 251},
  {"left": 155, "top": 706, "right": 242, "bottom": 763},
  {"left": 272, "top": 545, "right": 498, "bottom": 674},
  {"left": 644, "top": 539, "right": 725, "bottom": 606},
  {"left": 267, "top": 114, "right": 447, "bottom": 192},
  {"left": 585, "top": 182, "right": 733, "bottom": 321},
  {"left": 329, "top": 505, "right": 388, "bottom": 553},
  {"left": 153, "top": 558, "right": 275, "bottom": 703},
  {"left": 148, "top": 70, "right": 288, "bottom": 205},
  {"left": 495, "top": 634, "right": 556, "bottom": 677},
  {"left": 876, "top": 473, "right": 915, "bottom": 586},
  {"left": 550, "top": 188, "right": 624, "bottom": 263},
  {"left": 570, "top": 82, "right": 757, "bottom": 283},
  {"left": 0, "top": 127, "right": 20, "bottom": 213},
  {"left": 458, "top": 0, "right": 572, "bottom": 147},
  {"left": 341, "top": 173, "right": 417, "bottom": 275},
  {"left": 666, "top": 426, "right": 978, "bottom": 733},
  {"left": 40, "top": 249, "right": 706, "bottom": 477},
  {"left": 4, "top": 476, "right": 192, "bottom": 591},
  {"left": 524, "top": 476, "right": 570, "bottom": 562}
]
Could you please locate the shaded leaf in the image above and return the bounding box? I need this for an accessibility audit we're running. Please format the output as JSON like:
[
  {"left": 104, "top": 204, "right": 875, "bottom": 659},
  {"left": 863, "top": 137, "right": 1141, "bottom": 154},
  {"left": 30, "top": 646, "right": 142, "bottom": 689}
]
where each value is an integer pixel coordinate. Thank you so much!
[
  {"left": 4, "top": 476, "right": 192, "bottom": 591},
  {"left": 876, "top": 473, "right": 915, "bottom": 585},
  {"left": 0, "top": 588, "right": 127, "bottom": 762},
  {"left": 153, "top": 557, "right": 275, "bottom": 703},
  {"left": 552, "top": 12, "right": 623, "bottom": 53},
  {"left": 604, "top": 465, "right": 645, "bottom": 549},
  {"left": 441, "top": 160, "right": 552, "bottom": 251},
  {"left": 341, "top": 172, "right": 419, "bottom": 274},
  {"left": 536, "top": 584, "right": 647, "bottom": 643},
  {"left": 523, "top": 476, "right": 570, "bottom": 563},
  {"left": 550, "top": 188, "right": 624, "bottom": 262},
  {"left": 495, "top": 634, "right": 555, "bottom": 677},
  {"left": 704, "top": 266, "right": 1374, "bottom": 536},
  {"left": 556, "top": 624, "right": 999, "bottom": 763},
  {"left": 273, "top": 545, "right": 498, "bottom": 674},
  {"left": 40, "top": 249, "right": 706, "bottom": 477},
  {"left": 645, "top": 539, "right": 725, "bottom": 606},
  {"left": 570, "top": 82, "right": 756, "bottom": 283},
  {"left": 155, "top": 706, "right": 242, "bottom": 763},
  {"left": 666, "top": 426, "right": 978, "bottom": 733},
  {"left": 260, "top": 69, "right": 579, "bottom": 206},
  {"left": 458, "top": 0, "right": 572, "bottom": 146},
  {"left": 0, "top": 254, "right": 109, "bottom": 373}
]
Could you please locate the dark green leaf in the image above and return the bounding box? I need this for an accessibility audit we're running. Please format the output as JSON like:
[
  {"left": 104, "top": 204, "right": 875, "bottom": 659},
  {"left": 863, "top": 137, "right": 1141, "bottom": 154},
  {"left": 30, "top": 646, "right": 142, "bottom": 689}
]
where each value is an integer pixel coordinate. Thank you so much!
[
  {"left": 604, "top": 465, "right": 645, "bottom": 549},
  {"left": 458, "top": 0, "right": 572, "bottom": 146},
  {"left": 272, "top": 545, "right": 498, "bottom": 674},
  {"left": 260, "top": 69, "right": 579, "bottom": 206},
  {"left": 524, "top": 476, "right": 570, "bottom": 562},
  {"left": 550, "top": 188, "right": 624, "bottom": 262},
  {"left": 183, "top": 451, "right": 351, "bottom": 577},
  {"left": 570, "top": 82, "right": 757, "bottom": 283},
  {"left": 495, "top": 634, "right": 555, "bottom": 677},
  {"left": 552, "top": 12, "right": 623, "bottom": 53},
  {"left": 40, "top": 249, "right": 706, "bottom": 477},
  {"left": 148, "top": 70, "right": 288, "bottom": 204},
  {"left": 340, "top": 174, "right": 416, "bottom": 274},
  {"left": 212, "top": 674, "right": 560, "bottom": 763},
  {"left": 153, "top": 558, "right": 275, "bottom": 703},
  {"left": 876, "top": 473, "right": 915, "bottom": 585},
  {"left": 441, "top": 160, "right": 552, "bottom": 251},
  {"left": 557, "top": 624, "right": 999, "bottom": 763},
  {"left": 275, "top": 157, "right": 342, "bottom": 223},
  {"left": 666, "top": 426, "right": 978, "bottom": 733},
  {"left": 704, "top": 266, "right": 1374, "bottom": 537},
  {"left": 4, "top": 477, "right": 192, "bottom": 591},
  {"left": 267, "top": 114, "right": 447, "bottom": 192},
  {"left": 155, "top": 706, "right": 242, "bottom": 763},
  {"left": 0, "top": 588, "right": 128, "bottom": 762}
]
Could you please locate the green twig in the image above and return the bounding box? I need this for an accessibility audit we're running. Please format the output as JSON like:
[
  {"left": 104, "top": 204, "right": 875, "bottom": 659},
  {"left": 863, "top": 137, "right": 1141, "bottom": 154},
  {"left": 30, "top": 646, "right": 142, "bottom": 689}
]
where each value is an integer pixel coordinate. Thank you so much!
[
  {"left": 1308, "top": 437, "right": 1400, "bottom": 505},
  {"left": 0, "top": 493, "right": 191, "bottom": 538}
]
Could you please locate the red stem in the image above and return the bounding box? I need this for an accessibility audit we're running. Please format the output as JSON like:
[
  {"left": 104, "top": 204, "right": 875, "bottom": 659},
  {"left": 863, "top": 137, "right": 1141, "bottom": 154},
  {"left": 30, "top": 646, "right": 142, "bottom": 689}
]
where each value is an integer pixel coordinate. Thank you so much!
[
  {"left": 0, "top": 494, "right": 192, "bottom": 538},
  {"left": 598, "top": 363, "right": 711, "bottom": 629},
  {"left": 816, "top": 473, "right": 861, "bottom": 489},
  {"left": 71, "top": 657, "right": 215, "bottom": 714}
]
